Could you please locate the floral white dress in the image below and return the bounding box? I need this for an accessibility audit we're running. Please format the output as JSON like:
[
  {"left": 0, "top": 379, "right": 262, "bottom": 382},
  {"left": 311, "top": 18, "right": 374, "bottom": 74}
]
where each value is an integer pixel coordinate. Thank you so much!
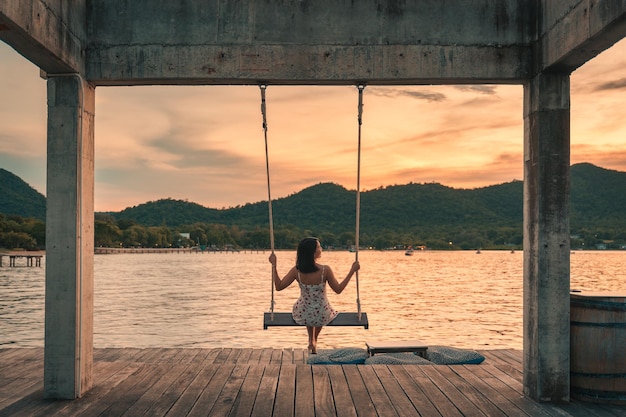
[{"left": 292, "top": 266, "right": 338, "bottom": 327}]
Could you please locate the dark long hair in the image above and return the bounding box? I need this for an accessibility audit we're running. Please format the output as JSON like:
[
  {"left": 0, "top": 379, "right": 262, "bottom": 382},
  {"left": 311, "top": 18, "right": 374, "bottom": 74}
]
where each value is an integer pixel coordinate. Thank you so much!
[{"left": 296, "top": 237, "right": 320, "bottom": 273}]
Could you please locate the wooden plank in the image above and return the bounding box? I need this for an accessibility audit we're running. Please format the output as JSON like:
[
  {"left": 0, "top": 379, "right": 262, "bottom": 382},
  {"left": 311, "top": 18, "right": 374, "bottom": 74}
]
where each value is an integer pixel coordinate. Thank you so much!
[
  {"left": 502, "top": 349, "right": 523, "bottom": 363},
  {"left": 200, "top": 348, "right": 223, "bottom": 364},
  {"left": 213, "top": 348, "right": 233, "bottom": 364},
  {"left": 0, "top": 356, "right": 42, "bottom": 390},
  {"left": 370, "top": 365, "right": 420, "bottom": 416},
  {"left": 187, "top": 348, "right": 211, "bottom": 363},
  {"left": 0, "top": 347, "right": 33, "bottom": 360},
  {"left": 111, "top": 347, "right": 144, "bottom": 362},
  {"left": 293, "top": 349, "right": 306, "bottom": 364},
  {"left": 419, "top": 365, "right": 486, "bottom": 416},
  {"left": 236, "top": 348, "right": 254, "bottom": 363},
  {"left": 273, "top": 364, "right": 296, "bottom": 417},
  {"left": 401, "top": 365, "right": 464, "bottom": 417},
  {"left": 93, "top": 347, "right": 119, "bottom": 362},
  {"left": 264, "top": 312, "right": 368, "bottom": 329},
  {"left": 133, "top": 347, "right": 163, "bottom": 363},
  {"left": 225, "top": 348, "right": 243, "bottom": 363},
  {"left": 326, "top": 366, "right": 357, "bottom": 417},
  {"left": 480, "top": 360, "right": 526, "bottom": 395},
  {"left": 294, "top": 365, "right": 315, "bottom": 417},
  {"left": 0, "top": 349, "right": 42, "bottom": 375},
  {"left": 270, "top": 349, "right": 284, "bottom": 363},
  {"left": 437, "top": 365, "right": 508, "bottom": 417},
  {"left": 2, "top": 349, "right": 626, "bottom": 417},
  {"left": 342, "top": 365, "right": 377, "bottom": 417},
  {"left": 259, "top": 348, "right": 274, "bottom": 364},
  {"left": 357, "top": 365, "right": 399, "bottom": 417},
  {"left": 487, "top": 349, "right": 523, "bottom": 374},
  {"left": 0, "top": 387, "right": 44, "bottom": 416},
  {"left": 164, "top": 363, "right": 220, "bottom": 417},
  {"left": 0, "top": 364, "right": 42, "bottom": 410},
  {"left": 478, "top": 363, "right": 599, "bottom": 417},
  {"left": 463, "top": 364, "right": 560, "bottom": 417},
  {"left": 569, "top": 402, "right": 626, "bottom": 417},
  {"left": 172, "top": 348, "right": 203, "bottom": 363},
  {"left": 0, "top": 348, "right": 32, "bottom": 363},
  {"left": 246, "top": 348, "right": 263, "bottom": 363},
  {"left": 386, "top": 366, "right": 443, "bottom": 416},
  {"left": 152, "top": 347, "right": 179, "bottom": 363},
  {"left": 37, "top": 362, "right": 144, "bottom": 417},
  {"left": 70, "top": 363, "right": 163, "bottom": 416},
  {"left": 134, "top": 363, "right": 200, "bottom": 417},
  {"left": 229, "top": 363, "right": 265, "bottom": 417},
  {"left": 281, "top": 348, "right": 294, "bottom": 364},
  {"left": 205, "top": 364, "right": 250, "bottom": 417},
  {"left": 480, "top": 350, "right": 510, "bottom": 367},
  {"left": 22, "top": 361, "right": 139, "bottom": 417},
  {"left": 187, "top": 363, "right": 237, "bottom": 417},
  {"left": 312, "top": 366, "right": 337, "bottom": 416},
  {"left": 250, "top": 364, "right": 280, "bottom": 417}
]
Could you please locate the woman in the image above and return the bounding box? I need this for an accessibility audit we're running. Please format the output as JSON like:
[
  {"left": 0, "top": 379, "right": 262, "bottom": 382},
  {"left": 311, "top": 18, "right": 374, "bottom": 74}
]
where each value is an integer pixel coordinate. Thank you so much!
[{"left": 269, "top": 237, "right": 360, "bottom": 354}]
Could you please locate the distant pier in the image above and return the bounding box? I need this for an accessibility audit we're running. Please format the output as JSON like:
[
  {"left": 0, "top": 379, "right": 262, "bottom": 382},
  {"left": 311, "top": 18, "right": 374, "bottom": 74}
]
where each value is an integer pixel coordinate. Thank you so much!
[
  {"left": 0, "top": 253, "right": 43, "bottom": 267},
  {"left": 94, "top": 247, "right": 265, "bottom": 254}
]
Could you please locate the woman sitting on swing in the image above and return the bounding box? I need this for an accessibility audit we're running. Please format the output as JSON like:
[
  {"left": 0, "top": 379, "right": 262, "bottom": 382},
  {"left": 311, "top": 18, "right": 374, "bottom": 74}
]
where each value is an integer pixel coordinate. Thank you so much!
[{"left": 269, "top": 237, "right": 360, "bottom": 354}]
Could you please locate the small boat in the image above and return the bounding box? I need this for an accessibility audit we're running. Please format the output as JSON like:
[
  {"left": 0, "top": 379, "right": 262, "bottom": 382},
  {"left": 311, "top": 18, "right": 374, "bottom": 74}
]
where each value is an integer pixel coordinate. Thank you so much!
[{"left": 405, "top": 247, "right": 414, "bottom": 256}]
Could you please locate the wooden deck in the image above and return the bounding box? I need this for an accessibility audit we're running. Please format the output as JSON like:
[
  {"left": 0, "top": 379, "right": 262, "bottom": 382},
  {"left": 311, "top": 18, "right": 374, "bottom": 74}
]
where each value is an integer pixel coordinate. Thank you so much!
[{"left": 1, "top": 348, "right": 624, "bottom": 416}]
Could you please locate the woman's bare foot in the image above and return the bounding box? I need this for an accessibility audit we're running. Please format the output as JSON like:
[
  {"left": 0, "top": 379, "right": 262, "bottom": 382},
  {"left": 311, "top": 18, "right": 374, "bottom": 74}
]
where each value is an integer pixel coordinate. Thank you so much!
[{"left": 308, "top": 344, "right": 317, "bottom": 354}]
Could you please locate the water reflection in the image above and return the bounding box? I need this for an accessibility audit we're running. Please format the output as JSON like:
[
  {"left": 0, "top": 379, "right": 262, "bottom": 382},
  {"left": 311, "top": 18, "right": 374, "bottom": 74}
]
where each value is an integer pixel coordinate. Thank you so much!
[{"left": 1, "top": 250, "right": 625, "bottom": 350}]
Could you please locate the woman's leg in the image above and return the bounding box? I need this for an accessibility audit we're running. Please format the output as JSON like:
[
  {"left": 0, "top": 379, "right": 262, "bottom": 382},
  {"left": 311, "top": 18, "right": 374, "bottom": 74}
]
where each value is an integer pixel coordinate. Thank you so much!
[
  {"left": 313, "top": 326, "right": 322, "bottom": 350},
  {"left": 306, "top": 326, "right": 315, "bottom": 353}
]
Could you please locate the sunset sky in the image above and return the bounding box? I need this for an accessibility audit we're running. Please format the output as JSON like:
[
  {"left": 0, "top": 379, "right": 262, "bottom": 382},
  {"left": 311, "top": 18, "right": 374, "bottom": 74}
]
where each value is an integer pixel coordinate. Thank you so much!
[{"left": 1, "top": 38, "right": 625, "bottom": 212}]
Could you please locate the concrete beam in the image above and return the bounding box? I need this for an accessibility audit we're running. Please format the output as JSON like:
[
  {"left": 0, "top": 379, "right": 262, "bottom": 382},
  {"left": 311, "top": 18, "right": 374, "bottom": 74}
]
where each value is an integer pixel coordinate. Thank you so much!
[
  {"left": 44, "top": 75, "right": 95, "bottom": 399},
  {"left": 540, "top": 0, "right": 626, "bottom": 73},
  {"left": 86, "top": 0, "right": 533, "bottom": 85},
  {"left": 87, "top": 43, "right": 532, "bottom": 86},
  {"left": 523, "top": 72, "right": 571, "bottom": 402},
  {"left": 0, "top": 0, "right": 85, "bottom": 74}
]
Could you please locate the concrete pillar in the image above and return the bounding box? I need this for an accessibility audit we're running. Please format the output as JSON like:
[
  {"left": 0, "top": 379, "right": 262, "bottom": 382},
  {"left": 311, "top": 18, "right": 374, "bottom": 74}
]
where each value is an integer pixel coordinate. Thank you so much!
[
  {"left": 44, "top": 75, "right": 95, "bottom": 399},
  {"left": 523, "top": 72, "right": 571, "bottom": 402}
]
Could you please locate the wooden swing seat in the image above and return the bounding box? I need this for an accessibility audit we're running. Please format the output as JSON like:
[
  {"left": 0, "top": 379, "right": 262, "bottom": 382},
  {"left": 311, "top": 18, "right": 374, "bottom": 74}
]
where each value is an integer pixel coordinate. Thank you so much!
[{"left": 263, "top": 312, "right": 369, "bottom": 329}]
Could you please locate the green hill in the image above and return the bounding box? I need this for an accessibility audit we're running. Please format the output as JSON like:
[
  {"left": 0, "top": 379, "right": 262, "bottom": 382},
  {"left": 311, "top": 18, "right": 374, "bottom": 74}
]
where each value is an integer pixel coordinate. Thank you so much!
[
  {"left": 3, "top": 163, "right": 626, "bottom": 249},
  {"left": 113, "top": 198, "right": 221, "bottom": 226},
  {"left": 107, "top": 163, "right": 626, "bottom": 233},
  {"left": 570, "top": 163, "right": 626, "bottom": 228},
  {"left": 0, "top": 168, "right": 46, "bottom": 221}
]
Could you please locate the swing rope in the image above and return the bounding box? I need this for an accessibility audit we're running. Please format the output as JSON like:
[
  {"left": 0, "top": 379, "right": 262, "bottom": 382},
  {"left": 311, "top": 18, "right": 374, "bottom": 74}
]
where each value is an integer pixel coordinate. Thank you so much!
[
  {"left": 260, "top": 84, "right": 276, "bottom": 320},
  {"left": 261, "top": 84, "right": 367, "bottom": 326},
  {"left": 355, "top": 84, "right": 365, "bottom": 321}
]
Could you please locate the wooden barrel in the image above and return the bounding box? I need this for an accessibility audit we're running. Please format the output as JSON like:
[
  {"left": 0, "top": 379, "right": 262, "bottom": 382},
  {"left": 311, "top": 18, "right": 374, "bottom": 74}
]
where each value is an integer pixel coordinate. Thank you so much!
[{"left": 570, "top": 291, "right": 626, "bottom": 404}]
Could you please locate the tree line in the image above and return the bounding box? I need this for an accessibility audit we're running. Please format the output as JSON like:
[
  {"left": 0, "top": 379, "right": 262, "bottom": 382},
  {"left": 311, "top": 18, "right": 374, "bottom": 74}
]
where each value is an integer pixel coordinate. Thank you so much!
[
  {"left": 98, "top": 213, "right": 522, "bottom": 250},
  {"left": 0, "top": 214, "right": 45, "bottom": 250},
  {"left": 2, "top": 212, "right": 623, "bottom": 252},
  {"left": 3, "top": 163, "right": 626, "bottom": 251}
]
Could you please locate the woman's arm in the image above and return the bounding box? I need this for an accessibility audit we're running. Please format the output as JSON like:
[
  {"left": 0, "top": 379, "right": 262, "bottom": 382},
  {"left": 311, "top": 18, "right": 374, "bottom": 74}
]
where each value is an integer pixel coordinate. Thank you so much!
[
  {"left": 269, "top": 253, "right": 297, "bottom": 291},
  {"left": 326, "top": 261, "right": 360, "bottom": 294}
]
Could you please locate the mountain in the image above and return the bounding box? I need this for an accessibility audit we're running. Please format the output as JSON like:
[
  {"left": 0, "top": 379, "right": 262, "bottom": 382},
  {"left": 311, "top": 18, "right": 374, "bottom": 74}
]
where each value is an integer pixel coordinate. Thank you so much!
[
  {"left": 107, "top": 163, "right": 626, "bottom": 234},
  {"left": 3, "top": 163, "right": 626, "bottom": 236},
  {"left": 113, "top": 198, "right": 221, "bottom": 227},
  {"left": 570, "top": 163, "right": 626, "bottom": 228},
  {"left": 0, "top": 168, "right": 46, "bottom": 220}
]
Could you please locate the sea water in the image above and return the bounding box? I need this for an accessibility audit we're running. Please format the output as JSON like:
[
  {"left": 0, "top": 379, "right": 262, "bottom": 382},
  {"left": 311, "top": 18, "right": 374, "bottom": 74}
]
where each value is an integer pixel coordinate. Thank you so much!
[{"left": 1, "top": 250, "right": 625, "bottom": 350}]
